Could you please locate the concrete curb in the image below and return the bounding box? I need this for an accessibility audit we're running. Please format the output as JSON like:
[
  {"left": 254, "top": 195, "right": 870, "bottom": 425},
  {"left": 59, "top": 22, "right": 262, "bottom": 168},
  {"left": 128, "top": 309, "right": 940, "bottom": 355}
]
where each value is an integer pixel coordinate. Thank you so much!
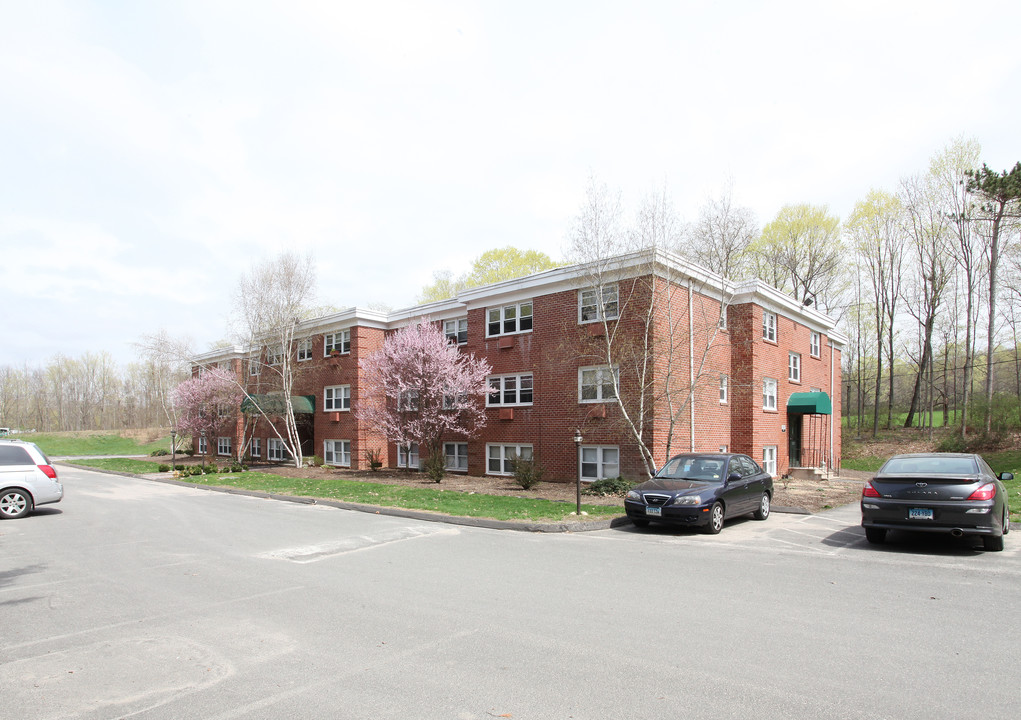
[{"left": 58, "top": 462, "right": 815, "bottom": 532}]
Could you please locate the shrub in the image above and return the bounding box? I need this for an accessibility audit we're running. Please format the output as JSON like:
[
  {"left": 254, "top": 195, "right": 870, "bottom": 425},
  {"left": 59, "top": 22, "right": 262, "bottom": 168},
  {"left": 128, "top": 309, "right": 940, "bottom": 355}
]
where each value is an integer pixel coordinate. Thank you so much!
[
  {"left": 183, "top": 449, "right": 195, "bottom": 456},
  {"left": 305, "top": 455, "right": 324, "bottom": 468},
  {"left": 150, "top": 449, "right": 169, "bottom": 457},
  {"left": 224, "top": 460, "right": 247, "bottom": 474},
  {"left": 423, "top": 448, "right": 446, "bottom": 483},
  {"left": 202, "top": 464, "right": 218, "bottom": 474},
  {"left": 366, "top": 448, "right": 383, "bottom": 471},
  {"left": 510, "top": 455, "right": 543, "bottom": 490},
  {"left": 582, "top": 476, "right": 635, "bottom": 497},
  {"left": 157, "top": 464, "right": 170, "bottom": 472}
]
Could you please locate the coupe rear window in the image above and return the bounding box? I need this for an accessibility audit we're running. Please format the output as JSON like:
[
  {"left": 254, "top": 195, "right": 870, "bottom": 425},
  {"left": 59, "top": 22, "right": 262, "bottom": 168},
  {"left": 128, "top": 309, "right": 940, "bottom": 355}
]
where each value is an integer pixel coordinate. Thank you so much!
[
  {"left": 881, "top": 456, "right": 978, "bottom": 476},
  {"left": 0, "top": 445, "right": 33, "bottom": 465}
]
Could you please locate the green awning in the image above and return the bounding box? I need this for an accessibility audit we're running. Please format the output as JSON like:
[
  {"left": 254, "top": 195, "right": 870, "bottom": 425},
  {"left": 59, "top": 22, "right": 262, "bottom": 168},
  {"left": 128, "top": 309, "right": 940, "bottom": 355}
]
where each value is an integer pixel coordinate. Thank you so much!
[
  {"left": 240, "top": 394, "right": 316, "bottom": 415},
  {"left": 787, "top": 391, "right": 832, "bottom": 415}
]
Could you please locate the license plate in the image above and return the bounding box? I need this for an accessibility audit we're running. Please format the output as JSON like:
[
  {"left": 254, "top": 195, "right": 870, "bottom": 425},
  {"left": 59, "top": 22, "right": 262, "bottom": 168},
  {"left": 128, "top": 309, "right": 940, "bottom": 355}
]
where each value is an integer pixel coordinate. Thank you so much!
[
  {"left": 909, "top": 508, "right": 933, "bottom": 520},
  {"left": 646, "top": 506, "right": 662, "bottom": 517}
]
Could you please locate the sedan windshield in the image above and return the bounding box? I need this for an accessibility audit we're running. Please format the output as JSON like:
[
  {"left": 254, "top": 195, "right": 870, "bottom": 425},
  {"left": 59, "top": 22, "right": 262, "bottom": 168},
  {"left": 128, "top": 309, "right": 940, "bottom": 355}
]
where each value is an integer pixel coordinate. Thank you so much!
[
  {"left": 881, "top": 456, "right": 977, "bottom": 475},
  {"left": 656, "top": 457, "right": 725, "bottom": 481}
]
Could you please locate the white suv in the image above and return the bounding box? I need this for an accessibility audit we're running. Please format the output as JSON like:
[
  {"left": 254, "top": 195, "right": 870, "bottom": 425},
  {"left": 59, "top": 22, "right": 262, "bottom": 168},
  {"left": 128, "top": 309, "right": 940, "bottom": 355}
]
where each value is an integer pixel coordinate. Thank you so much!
[{"left": 0, "top": 439, "right": 64, "bottom": 519}]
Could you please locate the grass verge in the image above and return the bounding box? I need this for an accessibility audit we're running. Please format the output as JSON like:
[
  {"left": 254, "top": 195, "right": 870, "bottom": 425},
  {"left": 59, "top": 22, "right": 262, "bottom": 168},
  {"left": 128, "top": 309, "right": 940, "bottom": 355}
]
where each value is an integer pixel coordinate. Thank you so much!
[
  {"left": 65, "top": 460, "right": 622, "bottom": 523},
  {"left": 27, "top": 432, "right": 174, "bottom": 457}
]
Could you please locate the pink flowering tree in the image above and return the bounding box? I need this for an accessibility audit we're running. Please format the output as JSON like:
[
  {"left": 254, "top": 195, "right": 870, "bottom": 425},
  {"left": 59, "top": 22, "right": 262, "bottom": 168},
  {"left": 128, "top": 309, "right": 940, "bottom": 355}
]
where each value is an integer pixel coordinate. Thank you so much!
[
  {"left": 358, "top": 320, "right": 491, "bottom": 481},
  {"left": 172, "top": 368, "right": 245, "bottom": 460}
]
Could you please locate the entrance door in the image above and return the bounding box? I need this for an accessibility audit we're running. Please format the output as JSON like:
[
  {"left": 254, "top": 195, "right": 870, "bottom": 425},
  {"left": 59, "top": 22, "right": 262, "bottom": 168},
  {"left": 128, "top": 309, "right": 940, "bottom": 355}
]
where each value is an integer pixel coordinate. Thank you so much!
[{"left": 788, "top": 415, "right": 803, "bottom": 467}]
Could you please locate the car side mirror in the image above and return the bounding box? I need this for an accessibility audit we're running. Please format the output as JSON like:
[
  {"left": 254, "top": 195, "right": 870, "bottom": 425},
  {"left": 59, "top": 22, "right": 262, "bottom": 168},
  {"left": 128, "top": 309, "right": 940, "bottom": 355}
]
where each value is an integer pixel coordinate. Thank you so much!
[
  {"left": 1000, "top": 472, "right": 1014, "bottom": 481},
  {"left": 726, "top": 473, "right": 741, "bottom": 484}
]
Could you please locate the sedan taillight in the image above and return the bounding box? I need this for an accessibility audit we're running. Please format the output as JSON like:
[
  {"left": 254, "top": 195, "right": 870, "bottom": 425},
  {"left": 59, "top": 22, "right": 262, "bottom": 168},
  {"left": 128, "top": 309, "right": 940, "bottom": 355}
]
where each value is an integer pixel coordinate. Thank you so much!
[
  {"left": 862, "top": 481, "right": 881, "bottom": 498},
  {"left": 967, "top": 483, "right": 996, "bottom": 501},
  {"left": 39, "top": 464, "right": 58, "bottom": 479}
]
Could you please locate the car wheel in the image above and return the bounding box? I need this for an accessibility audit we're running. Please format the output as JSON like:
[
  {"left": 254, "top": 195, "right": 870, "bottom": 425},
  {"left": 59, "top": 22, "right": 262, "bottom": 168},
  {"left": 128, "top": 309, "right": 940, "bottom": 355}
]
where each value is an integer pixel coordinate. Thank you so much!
[
  {"left": 865, "top": 527, "right": 886, "bottom": 545},
  {"left": 0, "top": 488, "right": 32, "bottom": 519},
  {"left": 753, "top": 492, "right": 770, "bottom": 520},
  {"left": 704, "top": 502, "right": 725, "bottom": 534},
  {"left": 983, "top": 534, "right": 1004, "bottom": 552},
  {"left": 631, "top": 518, "right": 650, "bottom": 528}
]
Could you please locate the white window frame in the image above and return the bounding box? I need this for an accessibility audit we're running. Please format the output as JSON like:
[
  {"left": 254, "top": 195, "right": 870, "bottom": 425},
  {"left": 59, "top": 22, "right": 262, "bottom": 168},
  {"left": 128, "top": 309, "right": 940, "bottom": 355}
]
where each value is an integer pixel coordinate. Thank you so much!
[
  {"left": 397, "top": 443, "right": 420, "bottom": 469},
  {"left": 762, "top": 446, "right": 778, "bottom": 476},
  {"left": 398, "top": 389, "right": 420, "bottom": 412},
  {"left": 324, "top": 385, "right": 351, "bottom": 412},
  {"left": 217, "top": 436, "right": 232, "bottom": 457},
  {"left": 810, "top": 331, "right": 821, "bottom": 358},
  {"left": 486, "top": 444, "right": 533, "bottom": 476},
  {"left": 487, "top": 301, "right": 533, "bottom": 337},
  {"left": 250, "top": 437, "right": 261, "bottom": 459},
  {"left": 487, "top": 373, "right": 534, "bottom": 406},
  {"left": 297, "top": 338, "right": 313, "bottom": 361},
  {"left": 444, "top": 318, "right": 468, "bottom": 345},
  {"left": 719, "top": 375, "right": 728, "bottom": 404},
  {"left": 763, "top": 378, "right": 778, "bottom": 412},
  {"left": 579, "top": 365, "right": 618, "bottom": 403},
  {"left": 249, "top": 357, "right": 260, "bottom": 376},
  {"left": 324, "top": 439, "right": 351, "bottom": 467},
  {"left": 325, "top": 330, "right": 351, "bottom": 356},
  {"left": 198, "top": 436, "right": 207, "bottom": 454},
  {"left": 444, "top": 442, "right": 469, "bottom": 472},
  {"left": 580, "top": 445, "right": 620, "bottom": 481},
  {"left": 789, "top": 352, "right": 801, "bottom": 383},
  {"left": 579, "top": 285, "right": 619, "bottom": 323},
  {"left": 267, "top": 438, "right": 288, "bottom": 462},
  {"left": 762, "top": 311, "right": 777, "bottom": 342},
  {"left": 267, "top": 345, "right": 285, "bottom": 366}
]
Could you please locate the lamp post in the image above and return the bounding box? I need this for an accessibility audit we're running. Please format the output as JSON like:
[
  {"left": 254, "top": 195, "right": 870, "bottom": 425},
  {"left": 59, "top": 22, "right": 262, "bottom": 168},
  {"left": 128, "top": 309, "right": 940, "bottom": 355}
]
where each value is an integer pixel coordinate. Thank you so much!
[
  {"left": 170, "top": 429, "right": 177, "bottom": 474},
  {"left": 573, "top": 428, "right": 582, "bottom": 516}
]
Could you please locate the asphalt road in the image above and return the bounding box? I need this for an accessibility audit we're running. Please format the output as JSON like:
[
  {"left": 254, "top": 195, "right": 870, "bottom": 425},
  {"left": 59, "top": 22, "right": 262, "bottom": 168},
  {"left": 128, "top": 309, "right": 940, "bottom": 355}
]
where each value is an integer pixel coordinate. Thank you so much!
[{"left": 2, "top": 466, "right": 1018, "bottom": 720}]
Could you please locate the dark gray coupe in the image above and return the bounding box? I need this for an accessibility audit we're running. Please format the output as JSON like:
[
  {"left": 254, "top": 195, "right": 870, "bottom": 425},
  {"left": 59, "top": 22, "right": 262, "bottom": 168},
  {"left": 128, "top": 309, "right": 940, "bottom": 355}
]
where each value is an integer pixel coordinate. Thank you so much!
[{"left": 860, "top": 453, "right": 1011, "bottom": 551}]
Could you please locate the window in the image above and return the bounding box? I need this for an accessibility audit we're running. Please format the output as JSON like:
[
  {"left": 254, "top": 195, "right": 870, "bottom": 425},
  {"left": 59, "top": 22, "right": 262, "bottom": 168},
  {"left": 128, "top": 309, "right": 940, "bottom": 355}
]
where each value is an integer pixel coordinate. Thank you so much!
[
  {"left": 487, "top": 374, "right": 533, "bottom": 406},
  {"left": 762, "top": 311, "right": 777, "bottom": 342},
  {"left": 217, "top": 437, "right": 232, "bottom": 456},
  {"left": 324, "top": 439, "right": 351, "bottom": 467},
  {"left": 789, "top": 352, "right": 801, "bottom": 382},
  {"left": 719, "top": 375, "right": 728, "bottom": 404},
  {"left": 580, "top": 446, "right": 619, "bottom": 481},
  {"left": 763, "top": 378, "right": 778, "bottom": 411},
  {"left": 297, "top": 338, "right": 313, "bottom": 361},
  {"left": 325, "top": 330, "right": 351, "bottom": 355},
  {"left": 268, "top": 438, "right": 289, "bottom": 462},
  {"left": 398, "top": 389, "right": 420, "bottom": 411},
  {"left": 249, "top": 357, "right": 260, "bottom": 376},
  {"left": 250, "top": 438, "right": 261, "bottom": 459},
  {"left": 444, "top": 442, "right": 468, "bottom": 471},
  {"left": 762, "top": 446, "right": 777, "bottom": 475},
  {"left": 397, "top": 443, "right": 420, "bottom": 469},
  {"left": 487, "top": 301, "right": 533, "bottom": 336},
  {"left": 324, "top": 385, "right": 351, "bottom": 411},
  {"left": 443, "top": 391, "right": 469, "bottom": 410},
  {"left": 267, "top": 345, "right": 285, "bottom": 365},
  {"left": 810, "top": 332, "right": 821, "bottom": 357},
  {"left": 579, "top": 366, "right": 618, "bottom": 403},
  {"left": 487, "top": 444, "right": 532, "bottom": 476},
  {"left": 579, "top": 285, "right": 619, "bottom": 323},
  {"left": 198, "top": 436, "right": 207, "bottom": 454},
  {"left": 217, "top": 405, "right": 229, "bottom": 418},
  {"left": 444, "top": 318, "right": 468, "bottom": 345}
]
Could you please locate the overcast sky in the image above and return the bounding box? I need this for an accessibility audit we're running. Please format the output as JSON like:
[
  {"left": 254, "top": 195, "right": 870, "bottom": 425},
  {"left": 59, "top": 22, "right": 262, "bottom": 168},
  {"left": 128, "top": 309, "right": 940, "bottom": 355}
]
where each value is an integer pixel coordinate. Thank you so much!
[{"left": 2, "top": 0, "right": 1018, "bottom": 368}]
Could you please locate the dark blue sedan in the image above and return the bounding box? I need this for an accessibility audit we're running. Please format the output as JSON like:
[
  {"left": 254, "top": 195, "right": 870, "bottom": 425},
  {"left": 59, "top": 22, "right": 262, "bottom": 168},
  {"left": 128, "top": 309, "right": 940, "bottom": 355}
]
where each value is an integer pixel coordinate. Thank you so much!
[{"left": 624, "top": 453, "right": 773, "bottom": 533}]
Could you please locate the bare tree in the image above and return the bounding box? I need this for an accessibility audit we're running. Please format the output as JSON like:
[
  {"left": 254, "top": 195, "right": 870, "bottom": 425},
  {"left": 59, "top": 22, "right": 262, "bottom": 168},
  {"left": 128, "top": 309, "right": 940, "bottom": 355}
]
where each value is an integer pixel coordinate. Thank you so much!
[
  {"left": 233, "top": 252, "right": 318, "bottom": 468},
  {"left": 684, "top": 180, "right": 757, "bottom": 279}
]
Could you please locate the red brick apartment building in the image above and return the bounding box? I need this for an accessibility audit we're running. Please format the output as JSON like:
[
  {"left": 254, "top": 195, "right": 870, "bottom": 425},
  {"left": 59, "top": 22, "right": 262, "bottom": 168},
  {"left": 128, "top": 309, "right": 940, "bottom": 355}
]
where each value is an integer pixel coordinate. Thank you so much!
[{"left": 190, "top": 249, "right": 845, "bottom": 482}]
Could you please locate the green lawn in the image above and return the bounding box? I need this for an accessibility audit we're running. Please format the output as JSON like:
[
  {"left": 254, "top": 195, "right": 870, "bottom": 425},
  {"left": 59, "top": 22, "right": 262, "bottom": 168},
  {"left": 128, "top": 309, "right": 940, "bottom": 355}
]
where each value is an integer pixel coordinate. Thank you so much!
[
  {"left": 24, "top": 432, "right": 175, "bottom": 457},
  {"left": 68, "top": 457, "right": 167, "bottom": 473}
]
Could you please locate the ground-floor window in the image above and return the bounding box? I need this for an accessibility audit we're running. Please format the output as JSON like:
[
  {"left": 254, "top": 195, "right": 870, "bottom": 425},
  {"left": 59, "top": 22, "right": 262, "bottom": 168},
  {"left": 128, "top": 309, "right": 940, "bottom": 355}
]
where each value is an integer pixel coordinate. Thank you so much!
[
  {"left": 444, "top": 442, "right": 468, "bottom": 471},
  {"left": 217, "top": 437, "right": 232, "bottom": 456},
  {"left": 580, "top": 446, "right": 619, "bottom": 481},
  {"left": 198, "top": 436, "right": 207, "bottom": 455},
  {"left": 397, "top": 443, "right": 420, "bottom": 469},
  {"left": 762, "top": 445, "right": 777, "bottom": 475},
  {"left": 324, "top": 439, "right": 351, "bottom": 467},
  {"left": 268, "top": 438, "right": 288, "bottom": 462},
  {"left": 487, "top": 444, "right": 532, "bottom": 476},
  {"left": 249, "top": 437, "right": 261, "bottom": 459}
]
